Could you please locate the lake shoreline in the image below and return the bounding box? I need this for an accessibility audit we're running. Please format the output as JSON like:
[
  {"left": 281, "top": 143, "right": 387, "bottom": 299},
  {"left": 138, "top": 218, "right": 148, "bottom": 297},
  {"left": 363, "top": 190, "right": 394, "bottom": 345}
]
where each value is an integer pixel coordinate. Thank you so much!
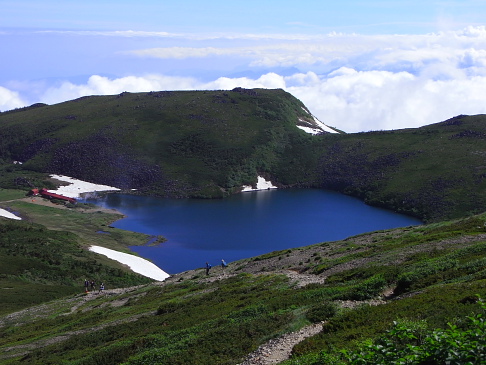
[
  {"left": 96, "top": 188, "right": 422, "bottom": 274},
  {"left": 1, "top": 175, "right": 422, "bottom": 278}
]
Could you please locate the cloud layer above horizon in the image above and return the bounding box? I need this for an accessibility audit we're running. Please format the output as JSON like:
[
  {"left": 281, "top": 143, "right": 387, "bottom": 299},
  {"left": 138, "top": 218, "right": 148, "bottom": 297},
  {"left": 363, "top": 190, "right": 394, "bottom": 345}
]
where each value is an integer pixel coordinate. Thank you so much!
[{"left": 2, "top": 27, "right": 486, "bottom": 132}]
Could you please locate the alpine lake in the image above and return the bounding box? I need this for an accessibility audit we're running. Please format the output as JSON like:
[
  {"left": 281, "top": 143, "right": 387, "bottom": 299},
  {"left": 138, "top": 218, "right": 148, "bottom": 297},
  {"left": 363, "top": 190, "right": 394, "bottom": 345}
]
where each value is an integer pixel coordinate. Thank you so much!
[{"left": 83, "top": 189, "right": 422, "bottom": 275}]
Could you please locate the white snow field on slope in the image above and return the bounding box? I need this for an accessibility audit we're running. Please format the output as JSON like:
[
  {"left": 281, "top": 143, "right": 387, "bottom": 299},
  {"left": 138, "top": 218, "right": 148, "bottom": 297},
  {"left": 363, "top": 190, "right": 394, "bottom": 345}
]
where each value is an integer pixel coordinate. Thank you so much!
[{"left": 89, "top": 246, "right": 169, "bottom": 281}]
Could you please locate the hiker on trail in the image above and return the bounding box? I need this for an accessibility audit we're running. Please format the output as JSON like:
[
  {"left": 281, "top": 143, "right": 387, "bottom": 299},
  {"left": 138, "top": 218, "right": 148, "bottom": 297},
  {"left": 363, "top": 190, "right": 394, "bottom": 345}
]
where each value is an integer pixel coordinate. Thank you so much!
[
  {"left": 205, "top": 262, "right": 211, "bottom": 275},
  {"left": 90, "top": 280, "right": 96, "bottom": 291},
  {"left": 221, "top": 259, "right": 228, "bottom": 276},
  {"left": 84, "top": 279, "right": 89, "bottom": 292},
  {"left": 99, "top": 283, "right": 105, "bottom": 293}
]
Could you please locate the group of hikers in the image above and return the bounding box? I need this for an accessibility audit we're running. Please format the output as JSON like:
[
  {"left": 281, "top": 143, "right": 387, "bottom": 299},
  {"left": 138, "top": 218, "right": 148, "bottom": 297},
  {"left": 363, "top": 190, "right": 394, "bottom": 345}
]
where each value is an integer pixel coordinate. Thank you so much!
[
  {"left": 205, "top": 259, "right": 228, "bottom": 275},
  {"left": 83, "top": 260, "right": 228, "bottom": 290},
  {"left": 84, "top": 279, "right": 105, "bottom": 293}
]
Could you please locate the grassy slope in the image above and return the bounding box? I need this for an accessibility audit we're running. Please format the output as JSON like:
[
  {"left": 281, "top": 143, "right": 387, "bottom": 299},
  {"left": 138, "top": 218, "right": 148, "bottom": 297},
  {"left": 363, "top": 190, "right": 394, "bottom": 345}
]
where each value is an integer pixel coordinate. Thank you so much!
[
  {"left": 2, "top": 91, "right": 486, "bottom": 222},
  {"left": 0, "top": 192, "right": 155, "bottom": 316},
  {"left": 1, "top": 214, "right": 486, "bottom": 363},
  {"left": 315, "top": 114, "right": 486, "bottom": 221},
  {"left": 0, "top": 89, "right": 317, "bottom": 198}
]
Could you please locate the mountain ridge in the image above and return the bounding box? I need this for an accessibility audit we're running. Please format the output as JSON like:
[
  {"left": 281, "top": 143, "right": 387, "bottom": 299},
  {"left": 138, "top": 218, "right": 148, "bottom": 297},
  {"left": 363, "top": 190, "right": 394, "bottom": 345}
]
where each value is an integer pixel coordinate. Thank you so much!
[
  {"left": 0, "top": 88, "right": 334, "bottom": 199},
  {"left": 1, "top": 89, "right": 486, "bottom": 222}
]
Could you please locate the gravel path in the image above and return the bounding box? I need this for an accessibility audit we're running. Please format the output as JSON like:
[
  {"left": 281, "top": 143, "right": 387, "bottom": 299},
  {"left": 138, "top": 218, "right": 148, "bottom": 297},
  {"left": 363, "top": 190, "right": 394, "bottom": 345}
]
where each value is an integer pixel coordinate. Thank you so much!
[{"left": 238, "top": 323, "right": 324, "bottom": 365}]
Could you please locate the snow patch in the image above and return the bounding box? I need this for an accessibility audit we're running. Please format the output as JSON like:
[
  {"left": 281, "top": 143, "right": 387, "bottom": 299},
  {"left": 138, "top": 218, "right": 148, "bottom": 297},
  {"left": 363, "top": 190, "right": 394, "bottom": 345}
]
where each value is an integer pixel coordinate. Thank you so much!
[
  {"left": 89, "top": 245, "right": 169, "bottom": 281},
  {"left": 296, "top": 125, "right": 325, "bottom": 135},
  {"left": 312, "top": 115, "right": 339, "bottom": 134},
  {"left": 48, "top": 174, "right": 121, "bottom": 198},
  {"left": 46, "top": 176, "right": 170, "bottom": 280},
  {"left": 0, "top": 175, "right": 121, "bottom": 220},
  {"left": 242, "top": 176, "right": 278, "bottom": 192},
  {"left": 301, "top": 107, "right": 312, "bottom": 115},
  {"left": 296, "top": 114, "right": 339, "bottom": 135},
  {"left": 0, "top": 208, "right": 21, "bottom": 220}
]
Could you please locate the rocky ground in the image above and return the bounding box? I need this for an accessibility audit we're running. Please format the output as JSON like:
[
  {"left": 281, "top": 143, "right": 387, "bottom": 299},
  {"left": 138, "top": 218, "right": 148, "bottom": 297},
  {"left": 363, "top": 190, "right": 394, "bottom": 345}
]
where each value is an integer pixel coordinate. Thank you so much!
[{"left": 238, "top": 323, "right": 324, "bottom": 365}]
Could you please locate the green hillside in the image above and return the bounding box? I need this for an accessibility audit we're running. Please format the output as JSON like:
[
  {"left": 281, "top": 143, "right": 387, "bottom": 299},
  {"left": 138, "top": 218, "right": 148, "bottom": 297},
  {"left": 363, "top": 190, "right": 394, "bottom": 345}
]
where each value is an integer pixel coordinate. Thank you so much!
[
  {"left": 1, "top": 90, "right": 486, "bottom": 221},
  {"left": 0, "top": 88, "right": 322, "bottom": 199},
  {"left": 0, "top": 188, "right": 155, "bottom": 316},
  {"left": 1, "top": 212, "right": 486, "bottom": 364},
  {"left": 2, "top": 89, "right": 486, "bottom": 363},
  {"left": 315, "top": 114, "right": 486, "bottom": 221}
]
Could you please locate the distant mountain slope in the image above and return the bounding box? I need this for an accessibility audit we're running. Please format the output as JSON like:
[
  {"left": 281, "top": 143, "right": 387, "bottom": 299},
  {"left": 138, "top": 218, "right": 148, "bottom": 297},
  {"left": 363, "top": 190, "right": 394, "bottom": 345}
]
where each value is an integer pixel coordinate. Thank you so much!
[
  {"left": 0, "top": 88, "right": 334, "bottom": 199},
  {"left": 1, "top": 89, "right": 486, "bottom": 221},
  {"left": 314, "top": 114, "right": 486, "bottom": 221}
]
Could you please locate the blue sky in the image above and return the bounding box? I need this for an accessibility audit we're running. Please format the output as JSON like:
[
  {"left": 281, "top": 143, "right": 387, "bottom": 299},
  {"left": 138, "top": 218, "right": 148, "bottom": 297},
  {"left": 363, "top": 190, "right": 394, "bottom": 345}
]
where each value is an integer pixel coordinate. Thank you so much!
[
  {"left": 2, "top": 1, "right": 483, "bottom": 33},
  {"left": 2, "top": 1, "right": 486, "bottom": 132}
]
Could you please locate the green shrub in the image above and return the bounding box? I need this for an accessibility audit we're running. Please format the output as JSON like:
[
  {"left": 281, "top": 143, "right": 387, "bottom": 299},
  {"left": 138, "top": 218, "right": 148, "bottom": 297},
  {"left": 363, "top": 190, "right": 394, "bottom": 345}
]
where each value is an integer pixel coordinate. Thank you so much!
[
  {"left": 156, "top": 301, "right": 184, "bottom": 315},
  {"left": 345, "top": 274, "right": 387, "bottom": 301},
  {"left": 288, "top": 297, "right": 486, "bottom": 365},
  {"left": 306, "top": 302, "right": 338, "bottom": 323},
  {"left": 343, "top": 298, "right": 486, "bottom": 364},
  {"left": 395, "top": 258, "right": 459, "bottom": 295}
]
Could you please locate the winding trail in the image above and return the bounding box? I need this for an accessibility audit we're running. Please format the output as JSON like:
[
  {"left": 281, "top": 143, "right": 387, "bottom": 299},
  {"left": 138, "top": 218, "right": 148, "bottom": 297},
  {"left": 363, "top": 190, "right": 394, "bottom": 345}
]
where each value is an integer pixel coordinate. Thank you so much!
[{"left": 238, "top": 323, "right": 324, "bottom": 365}]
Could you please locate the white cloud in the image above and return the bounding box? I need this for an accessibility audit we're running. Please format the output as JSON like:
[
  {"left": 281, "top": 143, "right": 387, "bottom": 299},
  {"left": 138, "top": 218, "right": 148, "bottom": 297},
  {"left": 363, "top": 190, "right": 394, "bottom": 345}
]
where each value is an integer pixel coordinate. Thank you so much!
[
  {"left": 35, "top": 68, "right": 486, "bottom": 133},
  {"left": 0, "top": 86, "right": 27, "bottom": 112},
  {"left": 204, "top": 73, "right": 287, "bottom": 90},
  {"left": 6, "top": 27, "right": 486, "bottom": 132},
  {"left": 40, "top": 75, "right": 200, "bottom": 105},
  {"left": 126, "top": 27, "right": 486, "bottom": 70},
  {"left": 36, "top": 30, "right": 177, "bottom": 38},
  {"left": 40, "top": 73, "right": 289, "bottom": 105},
  {"left": 130, "top": 47, "right": 235, "bottom": 59},
  {"left": 33, "top": 29, "right": 347, "bottom": 41},
  {"left": 128, "top": 42, "right": 370, "bottom": 67},
  {"left": 288, "top": 69, "right": 486, "bottom": 132}
]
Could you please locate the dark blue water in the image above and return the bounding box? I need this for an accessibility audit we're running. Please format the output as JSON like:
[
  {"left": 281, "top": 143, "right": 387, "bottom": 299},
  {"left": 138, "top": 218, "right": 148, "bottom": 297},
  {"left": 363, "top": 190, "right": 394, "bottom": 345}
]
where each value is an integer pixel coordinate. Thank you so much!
[{"left": 83, "top": 189, "right": 422, "bottom": 274}]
